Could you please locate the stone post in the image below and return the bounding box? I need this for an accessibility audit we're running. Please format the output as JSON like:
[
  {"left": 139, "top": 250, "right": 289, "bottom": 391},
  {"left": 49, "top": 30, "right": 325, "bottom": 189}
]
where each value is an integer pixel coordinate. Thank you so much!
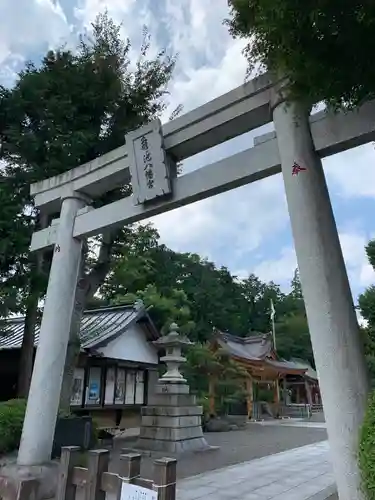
[
  {"left": 18, "top": 193, "right": 88, "bottom": 466},
  {"left": 282, "top": 378, "right": 288, "bottom": 404},
  {"left": 272, "top": 89, "right": 369, "bottom": 500},
  {"left": 304, "top": 380, "right": 313, "bottom": 407},
  {"left": 245, "top": 377, "right": 253, "bottom": 419}
]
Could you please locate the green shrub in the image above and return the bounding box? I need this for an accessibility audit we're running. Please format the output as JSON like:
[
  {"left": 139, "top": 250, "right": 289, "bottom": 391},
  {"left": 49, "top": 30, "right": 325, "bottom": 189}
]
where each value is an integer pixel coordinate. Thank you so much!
[
  {"left": 0, "top": 399, "right": 27, "bottom": 455},
  {"left": 255, "top": 388, "right": 274, "bottom": 403},
  {"left": 359, "top": 390, "right": 375, "bottom": 499}
]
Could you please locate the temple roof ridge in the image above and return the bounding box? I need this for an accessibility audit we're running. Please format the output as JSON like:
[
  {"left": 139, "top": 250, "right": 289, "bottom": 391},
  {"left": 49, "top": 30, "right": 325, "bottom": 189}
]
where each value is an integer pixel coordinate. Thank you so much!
[{"left": 213, "top": 328, "right": 272, "bottom": 344}]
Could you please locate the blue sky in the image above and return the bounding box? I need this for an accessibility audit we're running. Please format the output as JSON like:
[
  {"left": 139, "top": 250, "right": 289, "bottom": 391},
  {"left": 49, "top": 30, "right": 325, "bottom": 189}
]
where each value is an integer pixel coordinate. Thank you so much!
[{"left": 1, "top": 0, "right": 375, "bottom": 307}]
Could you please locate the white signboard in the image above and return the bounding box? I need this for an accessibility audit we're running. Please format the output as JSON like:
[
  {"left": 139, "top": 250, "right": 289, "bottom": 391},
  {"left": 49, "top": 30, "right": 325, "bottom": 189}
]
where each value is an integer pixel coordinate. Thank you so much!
[
  {"left": 126, "top": 119, "right": 175, "bottom": 205},
  {"left": 125, "top": 370, "right": 135, "bottom": 405},
  {"left": 120, "top": 482, "right": 157, "bottom": 500},
  {"left": 70, "top": 368, "right": 84, "bottom": 406},
  {"left": 104, "top": 367, "right": 116, "bottom": 405}
]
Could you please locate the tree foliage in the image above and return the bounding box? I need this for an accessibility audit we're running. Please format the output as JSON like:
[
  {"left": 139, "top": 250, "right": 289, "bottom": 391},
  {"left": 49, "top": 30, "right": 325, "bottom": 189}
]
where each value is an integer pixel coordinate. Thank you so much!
[
  {"left": 276, "top": 313, "right": 313, "bottom": 366},
  {"left": 226, "top": 0, "right": 375, "bottom": 108},
  {"left": 0, "top": 11, "right": 177, "bottom": 400},
  {"left": 183, "top": 343, "right": 248, "bottom": 415},
  {"left": 359, "top": 240, "right": 375, "bottom": 384},
  {"left": 100, "top": 223, "right": 314, "bottom": 365},
  {"left": 359, "top": 390, "right": 375, "bottom": 499}
]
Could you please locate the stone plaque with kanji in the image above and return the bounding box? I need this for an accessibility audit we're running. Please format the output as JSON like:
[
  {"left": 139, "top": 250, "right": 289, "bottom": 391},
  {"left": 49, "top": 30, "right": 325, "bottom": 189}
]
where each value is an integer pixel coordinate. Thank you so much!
[{"left": 126, "top": 119, "right": 175, "bottom": 204}]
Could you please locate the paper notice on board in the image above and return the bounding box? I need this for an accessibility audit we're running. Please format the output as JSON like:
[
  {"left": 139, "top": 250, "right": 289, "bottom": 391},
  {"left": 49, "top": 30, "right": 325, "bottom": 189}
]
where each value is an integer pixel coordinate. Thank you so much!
[{"left": 120, "top": 482, "right": 157, "bottom": 500}]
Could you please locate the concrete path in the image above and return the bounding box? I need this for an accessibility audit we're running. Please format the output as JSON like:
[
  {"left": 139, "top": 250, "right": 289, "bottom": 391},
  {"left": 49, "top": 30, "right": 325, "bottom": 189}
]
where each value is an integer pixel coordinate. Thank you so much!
[{"left": 176, "top": 441, "right": 336, "bottom": 500}]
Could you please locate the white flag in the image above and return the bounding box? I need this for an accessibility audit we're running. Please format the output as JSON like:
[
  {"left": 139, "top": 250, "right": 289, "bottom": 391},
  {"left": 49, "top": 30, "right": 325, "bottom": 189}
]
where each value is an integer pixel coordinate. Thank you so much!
[{"left": 270, "top": 299, "right": 276, "bottom": 321}]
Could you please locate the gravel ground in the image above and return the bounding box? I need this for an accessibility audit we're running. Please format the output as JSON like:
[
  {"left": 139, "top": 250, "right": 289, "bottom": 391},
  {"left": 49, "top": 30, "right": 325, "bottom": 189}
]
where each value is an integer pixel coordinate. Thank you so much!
[{"left": 110, "top": 423, "right": 327, "bottom": 480}]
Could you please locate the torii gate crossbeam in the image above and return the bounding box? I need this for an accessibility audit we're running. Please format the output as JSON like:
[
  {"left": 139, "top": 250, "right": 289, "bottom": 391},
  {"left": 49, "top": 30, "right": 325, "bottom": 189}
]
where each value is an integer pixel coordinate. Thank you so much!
[{"left": 30, "top": 99, "right": 375, "bottom": 250}]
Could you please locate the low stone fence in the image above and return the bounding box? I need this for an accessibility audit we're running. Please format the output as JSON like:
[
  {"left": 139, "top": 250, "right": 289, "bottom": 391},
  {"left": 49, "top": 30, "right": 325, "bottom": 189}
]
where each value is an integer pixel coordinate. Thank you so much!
[
  {"left": 0, "top": 448, "right": 177, "bottom": 500},
  {"left": 0, "top": 476, "right": 39, "bottom": 500},
  {"left": 311, "top": 404, "right": 324, "bottom": 414},
  {"left": 279, "top": 404, "right": 311, "bottom": 419}
]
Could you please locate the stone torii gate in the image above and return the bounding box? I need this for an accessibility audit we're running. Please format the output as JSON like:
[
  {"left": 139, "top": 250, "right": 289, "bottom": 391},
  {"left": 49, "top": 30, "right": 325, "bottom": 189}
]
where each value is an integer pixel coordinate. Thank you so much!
[{"left": 19, "top": 73, "right": 375, "bottom": 500}]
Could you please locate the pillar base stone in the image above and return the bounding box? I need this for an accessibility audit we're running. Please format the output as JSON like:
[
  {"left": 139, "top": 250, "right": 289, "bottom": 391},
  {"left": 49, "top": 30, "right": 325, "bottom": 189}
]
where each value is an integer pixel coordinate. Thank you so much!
[
  {"left": 0, "top": 461, "right": 59, "bottom": 500},
  {"left": 136, "top": 382, "right": 218, "bottom": 456}
]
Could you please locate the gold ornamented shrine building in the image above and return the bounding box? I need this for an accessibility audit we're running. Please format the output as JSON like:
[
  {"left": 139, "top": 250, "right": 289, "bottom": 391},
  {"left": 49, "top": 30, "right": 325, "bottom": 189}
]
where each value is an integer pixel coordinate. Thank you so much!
[{"left": 210, "top": 329, "right": 321, "bottom": 419}]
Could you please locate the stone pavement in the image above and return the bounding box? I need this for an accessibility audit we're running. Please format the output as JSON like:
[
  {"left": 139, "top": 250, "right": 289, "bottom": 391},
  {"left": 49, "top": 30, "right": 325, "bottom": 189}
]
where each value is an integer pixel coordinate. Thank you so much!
[
  {"left": 113, "top": 421, "right": 327, "bottom": 480},
  {"left": 251, "top": 419, "right": 327, "bottom": 429},
  {"left": 176, "top": 440, "right": 336, "bottom": 500}
]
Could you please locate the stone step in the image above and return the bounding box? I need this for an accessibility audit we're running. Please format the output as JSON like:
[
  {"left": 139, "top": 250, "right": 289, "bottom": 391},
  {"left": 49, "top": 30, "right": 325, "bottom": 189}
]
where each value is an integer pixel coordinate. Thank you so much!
[
  {"left": 142, "top": 402, "right": 203, "bottom": 416},
  {"left": 137, "top": 437, "right": 211, "bottom": 454},
  {"left": 139, "top": 425, "right": 204, "bottom": 441},
  {"left": 142, "top": 405, "right": 203, "bottom": 417},
  {"left": 143, "top": 394, "right": 197, "bottom": 407},
  {"left": 141, "top": 415, "right": 201, "bottom": 428}
]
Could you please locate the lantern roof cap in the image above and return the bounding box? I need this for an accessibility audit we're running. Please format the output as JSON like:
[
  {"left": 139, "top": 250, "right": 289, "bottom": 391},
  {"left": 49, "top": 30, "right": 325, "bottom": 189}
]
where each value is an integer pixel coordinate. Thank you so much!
[{"left": 153, "top": 323, "right": 194, "bottom": 348}]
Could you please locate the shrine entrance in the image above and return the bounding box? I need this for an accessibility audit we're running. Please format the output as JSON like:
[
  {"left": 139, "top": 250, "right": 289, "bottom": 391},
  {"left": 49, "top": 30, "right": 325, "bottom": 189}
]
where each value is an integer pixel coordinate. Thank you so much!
[{"left": 20, "top": 73, "right": 375, "bottom": 500}]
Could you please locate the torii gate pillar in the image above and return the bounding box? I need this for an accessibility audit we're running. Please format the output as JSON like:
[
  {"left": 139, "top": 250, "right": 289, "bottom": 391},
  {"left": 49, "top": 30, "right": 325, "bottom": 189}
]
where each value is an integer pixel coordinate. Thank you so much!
[
  {"left": 272, "top": 92, "right": 369, "bottom": 500},
  {"left": 17, "top": 193, "right": 88, "bottom": 466}
]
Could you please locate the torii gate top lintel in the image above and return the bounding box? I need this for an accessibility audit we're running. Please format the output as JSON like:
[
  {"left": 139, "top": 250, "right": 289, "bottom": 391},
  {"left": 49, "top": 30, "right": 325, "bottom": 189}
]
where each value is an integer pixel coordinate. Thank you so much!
[
  {"left": 30, "top": 72, "right": 273, "bottom": 213},
  {"left": 29, "top": 71, "right": 375, "bottom": 253}
]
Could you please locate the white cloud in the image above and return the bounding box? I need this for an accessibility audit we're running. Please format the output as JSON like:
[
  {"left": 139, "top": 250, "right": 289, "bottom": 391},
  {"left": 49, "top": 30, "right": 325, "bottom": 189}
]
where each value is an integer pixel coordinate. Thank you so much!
[
  {"left": 325, "top": 143, "right": 375, "bottom": 199},
  {"left": 74, "top": 0, "right": 136, "bottom": 28},
  {"left": 360, "top": 264, "right": 375, "bottom": 287},
  {"left": 356, "top": 309, "right": 367, "bottom": 327},
  {"left": 254, "top": 247, "right": 297, "bottom": 286},
  {"left": 251, "top": 229, "right": 375, "bottom": 296},
  {"left": 339, "top": 232, "right": 375, "bottom": 288},
  {"left": 0, "top": 0, "right": 70, "bottom": 85},
  {"left": 74, "top": 0, "right": 248, "bottom": 117},
  {"left": 150, "top": 173, "right": 289, "bottom": 269},
  {"left": 166, "top": 38, "right": 247, "bottom": 116}
]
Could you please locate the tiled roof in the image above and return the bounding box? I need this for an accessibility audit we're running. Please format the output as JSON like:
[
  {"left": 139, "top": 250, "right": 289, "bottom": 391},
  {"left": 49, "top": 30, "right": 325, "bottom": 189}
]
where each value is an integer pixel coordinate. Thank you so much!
[
  {"left": 215, "top": 330, "right": 273, "bottom": 361},
  {"left": 266, "top": 359, "right": 307, "bottom": 374},
  {"left": 0, "top": 303, "right": 157, "bottom": 351},
  {"left": 288, "top": 358, "right": 318, "bottom": 380},
  {"left": 214, "top": 330, "right": 308, "bottom": 375}
]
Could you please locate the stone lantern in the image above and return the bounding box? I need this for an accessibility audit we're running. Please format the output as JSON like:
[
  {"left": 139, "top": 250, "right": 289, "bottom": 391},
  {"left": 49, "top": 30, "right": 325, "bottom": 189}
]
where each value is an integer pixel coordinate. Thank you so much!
[
  {"left": 137, "top": 323, "right": 213, "bottom": 454},
  {"left": 153, "top": 323, "right": 193, "bottom": 383}
]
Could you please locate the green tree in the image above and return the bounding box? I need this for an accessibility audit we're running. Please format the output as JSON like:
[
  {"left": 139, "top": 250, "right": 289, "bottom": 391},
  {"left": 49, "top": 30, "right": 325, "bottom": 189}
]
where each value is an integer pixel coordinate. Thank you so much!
[
  {"left": 290, "top": 268, "right": 303, "bottom": 301},
  {"left": 102, "top": 235, "right": 255, "bottom": 341},
  {"left": 184, "top": 343, "right": 247, "bottom": 415},
  {"left": 0, "top": 12, "right": 177, "bottom": 405},
  {"left": 240, "top": 275, "right": 286, "bottom": 333},
  {"left": 273, "top": 269, "right": 313, "bottom": 365},
  {"left": 112, "top": 284, "right": 195, "bottom": 336},
  {"left": 359, "top": 240, "right": 375, "bottom": 384},
  {"left": 100, "top": 222, "right": 313, "bottom": 365},
  {"left": 275, "top": 313, "right": 314, "bottom": 366},
  {"left": 226, "top": 1, "right": 375, "bottom": 108}
]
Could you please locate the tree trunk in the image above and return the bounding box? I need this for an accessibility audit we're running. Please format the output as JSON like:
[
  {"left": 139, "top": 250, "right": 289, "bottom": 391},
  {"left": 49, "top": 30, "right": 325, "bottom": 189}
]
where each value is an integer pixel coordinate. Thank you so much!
[
  {"left": 58, "top": 232, "right": 117, "bottom": 413},
  {"left": 17, "top": 215, "right": 48, "bottom": 399},
  {"left": 17, "top": 292, "right": 38, "bottom": 398},
  {"left": 58, "top": 277, "right": 86, "bottom": 414},
  {"left": 208, "top": 376, "right": 216, "bottom": 417}
]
